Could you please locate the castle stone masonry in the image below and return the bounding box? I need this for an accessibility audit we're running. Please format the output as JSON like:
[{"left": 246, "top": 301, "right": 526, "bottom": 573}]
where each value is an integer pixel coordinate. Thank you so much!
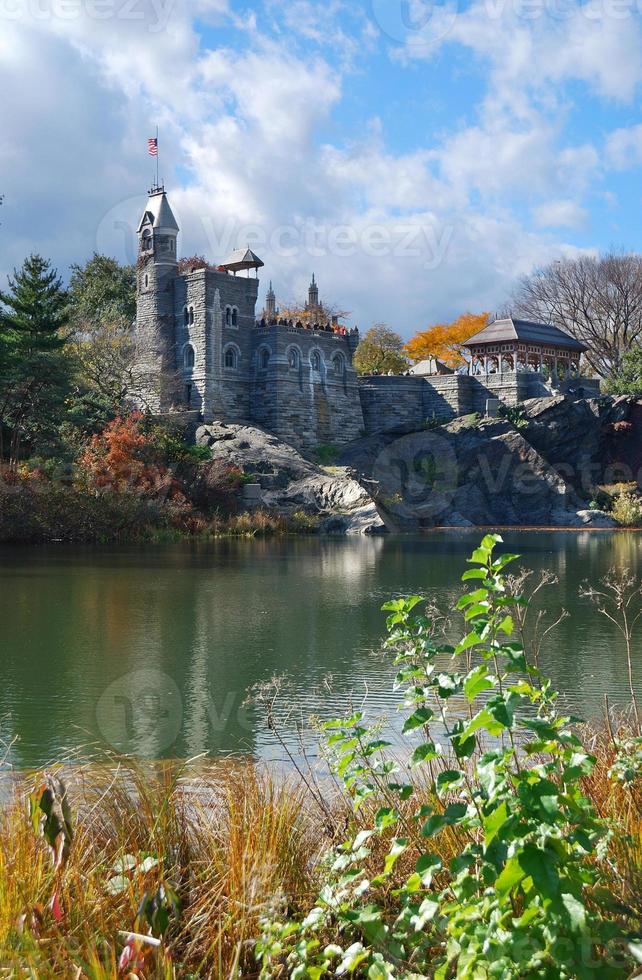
[{"left": 134, "top": 187, "right": 598, "bottom": 450}]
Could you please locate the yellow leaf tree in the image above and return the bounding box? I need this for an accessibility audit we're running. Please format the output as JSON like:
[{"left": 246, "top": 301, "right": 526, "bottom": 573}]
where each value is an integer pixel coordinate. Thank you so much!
[{"left": 404, "top": 312, "right": 489, "bottom": 368}]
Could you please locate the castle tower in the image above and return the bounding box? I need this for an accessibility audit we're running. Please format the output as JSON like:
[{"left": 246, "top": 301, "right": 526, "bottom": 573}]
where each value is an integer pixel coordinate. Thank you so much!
[
  {"left": 307, "top": 273, "right": 319, "bottom": 311},
  {"left": 265, "top": 280, "right": 276, "bottom": 320},
  {"left": 134, "top": 187, "right": 180, "bottom": 412}
]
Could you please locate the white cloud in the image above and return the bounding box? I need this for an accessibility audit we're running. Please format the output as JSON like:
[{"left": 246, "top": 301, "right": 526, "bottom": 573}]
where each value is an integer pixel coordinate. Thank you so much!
[
  {"left": 606, "top": 122, "right": 642, "bottom": 168},
  {"left": 0, "top": 0, "right": 638, "bottom": 337},
  {"left": 532, "top": 199, "right": 588, "bottom": 229}
]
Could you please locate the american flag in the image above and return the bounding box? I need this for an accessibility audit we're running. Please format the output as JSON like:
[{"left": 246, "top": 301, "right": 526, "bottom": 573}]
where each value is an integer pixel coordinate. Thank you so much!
[{"left": 147, "top": 137, "right": 158, "bottom": 157}]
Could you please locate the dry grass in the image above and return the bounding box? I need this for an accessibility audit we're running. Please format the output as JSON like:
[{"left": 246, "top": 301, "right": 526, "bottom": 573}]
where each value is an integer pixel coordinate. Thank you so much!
[
  {"left": 0, "top": 759, "right": 326, "bottom": 978},
  {"left": 3, "top": 723, "right": 642, "bottom": 977}
]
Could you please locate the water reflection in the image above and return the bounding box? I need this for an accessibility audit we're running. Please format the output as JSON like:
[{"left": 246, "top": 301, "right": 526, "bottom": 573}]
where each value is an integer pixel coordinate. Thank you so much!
[{"left": 0, "top": 531, "right": 640, "bottom": 768}]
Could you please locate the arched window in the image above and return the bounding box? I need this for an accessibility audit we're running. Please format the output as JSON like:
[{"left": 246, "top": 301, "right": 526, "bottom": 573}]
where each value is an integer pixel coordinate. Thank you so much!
[
  {"left": 183, "top": 307, "right": 189, "bottom": 327},
  {"left": 189, "top": 307, "right": 195, "bottom": 326},
  {"left": 259, "top": 348, "right": 270, "bottom": 370},
  {"left": 184, "top": 344, "right": 195, "bottom": 369},
  {"left": 225, "top": 307, "right": 232, "bottom": 326},
  {"left": 332, "top": 353, "right": 345, "bottom": 376},
  {"left": 311, "top": 350, "right": 321, "bottom": 372},
  {"left": 142, "top": 230, "right": 152, "bottom": 251},
  {"left": 287, "top": 347, "right": 300, "bottom": 370},
  {"left": 224, "top": 346, "right": 238, "bottom": 370},
  {"left": 231, "top": 307, "right": 238, "bottom": 327}
]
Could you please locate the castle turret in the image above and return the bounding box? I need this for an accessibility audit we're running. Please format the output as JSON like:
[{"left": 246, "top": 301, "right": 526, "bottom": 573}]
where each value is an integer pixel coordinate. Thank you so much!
[
  {"left": 307, "top": 273, "right": 319, "bottom": 310},
  {"left": 134, "top": 187, "right": 180, "bottom": 411},
  {"left": 265, "top": 280, "right": 276, "bottom": 320}
]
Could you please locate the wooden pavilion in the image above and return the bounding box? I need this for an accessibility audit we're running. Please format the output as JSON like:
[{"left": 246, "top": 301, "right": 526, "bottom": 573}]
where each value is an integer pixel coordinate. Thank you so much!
[{"left": 464, "top": 317, "right": 587, "bottom": 380}]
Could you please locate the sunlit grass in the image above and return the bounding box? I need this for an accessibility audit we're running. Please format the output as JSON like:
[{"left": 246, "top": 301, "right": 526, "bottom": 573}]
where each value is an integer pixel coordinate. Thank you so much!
[{"left": 0, "top": 759, "right": 324, "bottom": 978}]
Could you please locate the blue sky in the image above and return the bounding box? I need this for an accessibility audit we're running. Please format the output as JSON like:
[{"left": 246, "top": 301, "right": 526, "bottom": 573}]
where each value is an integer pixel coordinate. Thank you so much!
[{"left": 1, "top": 0, "right": 642, "bottom": 336}]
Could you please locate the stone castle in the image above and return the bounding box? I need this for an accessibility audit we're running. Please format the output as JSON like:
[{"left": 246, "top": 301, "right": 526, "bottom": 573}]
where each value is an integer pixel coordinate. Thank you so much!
[{"left": 134, "top": 186, "right": 599, "bottom": 450}]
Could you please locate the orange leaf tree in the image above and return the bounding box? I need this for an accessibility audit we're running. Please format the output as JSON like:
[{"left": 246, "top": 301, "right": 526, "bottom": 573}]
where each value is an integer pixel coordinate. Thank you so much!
[
  {"left": 78, "top": 412, "right": 178, "bottom": 499},
  {"left": 404, "top": 312, "right": 489, "bottom": 368}
]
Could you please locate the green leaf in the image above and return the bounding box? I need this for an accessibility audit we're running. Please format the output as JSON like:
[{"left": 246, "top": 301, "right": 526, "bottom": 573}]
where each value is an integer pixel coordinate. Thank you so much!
[
  {"left": 461, "top": 568, "right": 488, "bottom": 581},
  {"left": 561, "top": 892, "right": 587, "bottom": 933},
  {"left": 463, "top": 665, "right": 494, "bottom": 703},
  {"left": 402, "top": 706, "right": 435, "bottom": 733},
  {"left": 498, "top": 615, "right": 514, "bottom": 635},
  {"left": 495, "top": 855, "right": 525, "bottom": 896},
  {"left": 461, "top": 707, "right": 505, "bottom": 740},
  {"left": 454, "top": 632, "right": 483, "bottom": 656},
  {"left": 411, "top": 897, "right": 439, "bottom": 930},
  {"left": 375, "top": 807, "right": 399, "bottom": 832},
  {"left": 411, "top": 742, "right": 438, "bottom": 766},
  {"left": 436, "top": 769, "right": 464, "bottom": 794},
  {"left": 382, "top": 838, "right": 408, "bottom": 875},
  {"left": 483, "top": 801, "right": 508, "bottom": 846},
  {"left": 415, "top": 853, "right": 441, "bottom": 885}
]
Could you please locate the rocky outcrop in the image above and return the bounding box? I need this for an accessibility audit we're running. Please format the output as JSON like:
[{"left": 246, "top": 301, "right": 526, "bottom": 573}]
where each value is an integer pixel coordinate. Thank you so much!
[
  {"left": 196, "top": 422, "right": 385, "bottom": 535},
  {"left": 520, "top": 395, "right": 639, "bottom": 494},
  {"left": 195, "top": 396, "right": 636, "bottom": 533},
  {"left": 339, "top": 413, "right": 618, "bottom": 531}
]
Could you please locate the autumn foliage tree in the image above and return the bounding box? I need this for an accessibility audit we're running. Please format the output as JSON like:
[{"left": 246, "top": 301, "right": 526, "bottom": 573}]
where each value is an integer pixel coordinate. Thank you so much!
[
  {"left": 353, "top": 324, "right": 408, "bottom": 375},
  {"left": 404, "top": 312, "right": 489, "bottom": 368},
  {"left": 78, "top": 412, "right": 179, "bottom": 499}
]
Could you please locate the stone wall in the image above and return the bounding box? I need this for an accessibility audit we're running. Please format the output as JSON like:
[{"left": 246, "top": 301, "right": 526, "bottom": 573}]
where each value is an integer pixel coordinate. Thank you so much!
[
  {"left": 358, "top": 372, "right": 600, "bottom": 436},
  {"left": 358, "top": 375, "right": 474, "bottom": 434},
  {"left": 250, "top": 324, "right": 364, "bottom": 450}
]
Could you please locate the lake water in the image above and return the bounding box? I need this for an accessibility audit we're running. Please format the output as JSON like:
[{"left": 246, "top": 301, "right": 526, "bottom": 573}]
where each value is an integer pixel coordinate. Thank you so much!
[{"left": 1, "top": 531, "right": 641, "bottom": 770}]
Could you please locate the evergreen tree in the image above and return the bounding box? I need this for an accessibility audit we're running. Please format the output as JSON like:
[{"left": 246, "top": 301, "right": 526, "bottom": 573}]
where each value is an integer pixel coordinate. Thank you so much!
[
  {"left": 0, "top": 254, "right": 70, "bottom": 463},
  {"left": 606, "top": 344, "right": 642, "bottom": 396}
]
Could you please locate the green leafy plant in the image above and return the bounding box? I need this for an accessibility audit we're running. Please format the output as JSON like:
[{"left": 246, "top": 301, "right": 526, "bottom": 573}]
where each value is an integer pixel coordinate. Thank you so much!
[
  {"left": 258, "top": 535, "right": 635, "bottom": 978},
  {"left": 610, "top": 490, "right": 642, "bottom": 528},
  {"left": 314, "top": 443, "right": 340, "bottom": 466},
  {"left": 422, "top": 412, "right": 450, "bottom": 430},
  {"left": 498, "top": 403, "right": 529, "bottom": 428}
]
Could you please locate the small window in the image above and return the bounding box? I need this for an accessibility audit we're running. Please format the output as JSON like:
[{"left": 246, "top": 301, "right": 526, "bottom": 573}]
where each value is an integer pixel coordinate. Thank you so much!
[
  {"left": 288, "top": 348, "right": 300, "bottom": 370},
  {"left": 232, "top": 308, "right": 238, "bottom": 327},
  {"left": 185, "top": 383, "right": 192, "bottom": 405},
  {"left": 311, "top": 351, "right": 321, "bottom": 372},
  {"left": 142, "top": 230, "right": 152, "bottom": 251},
  {"left": 184, "top": 345, "right": 195, "bottom": 369},
  {"left": 144, "top": 274, "right": 149, "bottom": 288},
  {"left": 189, "top": 307, "right": 195, "bottom": 326},
  {"left": 260, "top": 348, "right": 270, "bottom": 370},
  {"left": 225, "top": 307, "right": 232, "bottom": 326},
  {"left": 224, "top": 347, "right": 237, "bottom": 369},
  {"left": 183, "top": 307, "right": 189, "bottom": 327}
]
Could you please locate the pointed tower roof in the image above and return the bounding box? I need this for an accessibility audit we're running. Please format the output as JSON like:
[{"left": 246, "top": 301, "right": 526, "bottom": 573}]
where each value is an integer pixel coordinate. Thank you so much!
[{"left": 137, "top": 188, "right": 179, "bottom": 234}]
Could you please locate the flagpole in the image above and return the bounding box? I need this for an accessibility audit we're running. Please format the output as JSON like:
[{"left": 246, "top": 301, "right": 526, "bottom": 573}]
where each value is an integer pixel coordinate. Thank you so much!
[{"left": 156, "top": 125, "right": 160, "bottom": 189}]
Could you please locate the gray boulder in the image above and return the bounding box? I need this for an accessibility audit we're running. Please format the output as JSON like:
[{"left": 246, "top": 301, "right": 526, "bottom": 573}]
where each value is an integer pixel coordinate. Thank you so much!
[{"left": 195, "top": 422, "right": 385, "bottom": 535}]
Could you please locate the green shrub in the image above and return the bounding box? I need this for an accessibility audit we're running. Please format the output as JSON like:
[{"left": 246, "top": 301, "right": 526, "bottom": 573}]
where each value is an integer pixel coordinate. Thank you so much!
[
  {"left": 422, "top": 412, "right": 450, "bottom": 430},
  {"left": 258, "top": 535, "right": 634, "bottom": 978},
  {"left": 314, "top": 443, "right": 340, "bottom": 466},
  {"left": 611, "top": 489, "right": 642, "bottom": 527},
  {"left": 498, "top": 403, "right": 529, "bottom": 428}
]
